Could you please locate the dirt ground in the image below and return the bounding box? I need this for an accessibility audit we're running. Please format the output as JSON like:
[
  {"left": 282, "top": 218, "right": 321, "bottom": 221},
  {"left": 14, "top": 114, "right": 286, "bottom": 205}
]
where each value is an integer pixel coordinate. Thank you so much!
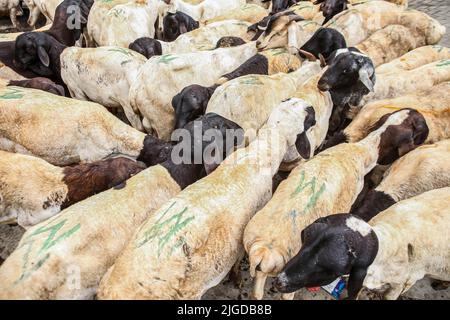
[{"left": 0, "top": 1, "right": 449, "bottom": 300}]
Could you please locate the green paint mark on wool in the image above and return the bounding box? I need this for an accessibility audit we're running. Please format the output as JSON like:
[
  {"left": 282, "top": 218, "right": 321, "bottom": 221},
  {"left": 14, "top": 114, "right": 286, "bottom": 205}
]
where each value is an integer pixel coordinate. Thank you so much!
[
  {"left": 158, "top": 54, "right": 179, "bottom": 64},
  {"left": 0, "top": 88, "right": 24, "bottom": 100},
  {"left": 289, "top": 170, "right": 326, "bottom": 215},
  {"left": 108, "top": 47, "right": 135, "bottom": 57},
  {"left": 15, "top": 219, "right": 81, "bottom": 284},
  {"left": 437, "top": 60, "right": 450, "bottom": 67},
  {"left": 137, "top": 202, "right": 195, "bottom": 257}
]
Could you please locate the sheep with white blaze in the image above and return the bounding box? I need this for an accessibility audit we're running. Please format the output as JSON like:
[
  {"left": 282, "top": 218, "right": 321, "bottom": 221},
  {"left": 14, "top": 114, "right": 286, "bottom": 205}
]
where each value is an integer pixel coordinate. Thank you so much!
[
  {"left": 0, "top": 165, "right": 181, "bottom": 299},
  {"left": 243, "top": 108, "right": 429, "bottom": 300},
  {"left": 352, "top": 139, "right": 450, "bottom": 221},
  {"left": 128, "top": 41, "right": 259, "bottom": 140},
  {"left": 97, "top": 98, "right": 318, "bottom": 299},
  {"left": 275, "top": 187, "right": 450, "bottom": 300},
  {"left": 0, "top": 150, "right": 145, "bottom": 228},
  {"left": 324, "top": 81, "right": 450, "bottom": 149}
]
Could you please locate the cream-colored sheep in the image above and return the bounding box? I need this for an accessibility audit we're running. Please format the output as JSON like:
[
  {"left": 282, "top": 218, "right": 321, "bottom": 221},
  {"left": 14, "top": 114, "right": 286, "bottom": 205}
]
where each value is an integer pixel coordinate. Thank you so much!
[
  {"left": 359, "top": 60, "right": 450, "bottom": 108},
  {"left": 97, "top": 99, "right": 318, "bottom": 299},
  {"left": 0, "top": 150, "right": 145, "bottom": 228},
  {"left": 376, "top": 45, "right": 450, "bottom": 74},
  {"left": 364, "top": 187, "right": 450, "bottom": 299},
  {"left": 129, "top": 42, "right": 258, "bottom": 140},
  {"left": 205, "top": 61, "right": 322, "bottom": 137},
  {"left": 344, "top": 82, "right": 450, "bottom": 145},
  {"left": 260, "top": 48, "right": 303, "bottom": 74},
  {"left": 0, "top": 165, "right": 180, "bottom": 299},
  {"left": 243, "top": 109, "right": 423, "bottom": 300},
  {"left": 0, "top": 85, "right": 147, "bottom": 166}
]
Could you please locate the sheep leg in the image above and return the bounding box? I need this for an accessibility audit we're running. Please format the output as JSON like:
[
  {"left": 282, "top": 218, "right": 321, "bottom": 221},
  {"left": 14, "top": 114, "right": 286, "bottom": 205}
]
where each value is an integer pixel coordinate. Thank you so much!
[
  {"left": 345, "top": 267, "right": 367, "bottom": 300},
  {"left": 281, "top": 292, "right": 296, "bottom": 300},
  {"left": 252, "top": 271, "right": 268, "bottom": 300},
  {"left": 10, "top": 8, "right": 19, "bottom": 29},
  {"left": 383, "top": 284, "right": 404, "bottom": 300}
]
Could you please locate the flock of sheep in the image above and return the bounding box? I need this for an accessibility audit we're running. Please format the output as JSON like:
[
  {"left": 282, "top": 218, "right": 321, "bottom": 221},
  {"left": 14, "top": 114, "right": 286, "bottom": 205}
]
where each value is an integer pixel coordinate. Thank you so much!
[{"left": 0, "top": 0, "right": 449, "bottom": 300}]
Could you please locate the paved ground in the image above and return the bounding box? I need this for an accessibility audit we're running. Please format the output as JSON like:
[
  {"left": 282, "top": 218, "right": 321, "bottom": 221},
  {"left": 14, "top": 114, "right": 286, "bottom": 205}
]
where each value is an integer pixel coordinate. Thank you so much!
[{"left": 410, "top": 0, "right": 450, "bottom": 46}]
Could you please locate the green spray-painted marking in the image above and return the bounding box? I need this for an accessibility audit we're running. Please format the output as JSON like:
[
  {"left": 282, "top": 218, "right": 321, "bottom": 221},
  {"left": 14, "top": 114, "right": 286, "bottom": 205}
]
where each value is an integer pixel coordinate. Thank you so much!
[
  {"left": 15, "top": 219, "right": 81, "bottom": 284},
  {"left": 301, "top": 21, "right": 320, "bottom": 27},
  {"left": 269, "top": 48, "right": 288, "bottom": 56},
  {"left": 0, "top": 88, "right": 24, "bottom": 100},
  {"left": 432, "top": 45, "right": 444, "bottom": 52},
  {"left": 158, "top": 54, "right": 178, "bottom": 64},
  {"left": 110, "top": 8, "right": 125, "bottom": 19},
  {"left": 137, "top": 202, "right": 195, "bottom": 257},
  {"left": 108, "top": 47, "right": 135, "bottom": 57},
  {"left": 239, "top": 76, "right": 264, "bottom": 85},
  {"left": 437, "top": 59, "right": 450, "bottom": 67},
  {"left": 289, "top": 170, "right": 326, "bottom": 215}
]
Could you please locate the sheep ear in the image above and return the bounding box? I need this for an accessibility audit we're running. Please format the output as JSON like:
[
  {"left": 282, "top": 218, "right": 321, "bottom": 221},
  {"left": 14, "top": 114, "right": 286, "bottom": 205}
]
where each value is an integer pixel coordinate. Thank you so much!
[
  {"left": 37, "top": 46, "right": 50, "bottom": 67},
  {"left": 179, "top": 22, "right": 188, "bottom": 34},
  {"left": 298, "top": 49, "right": 317, "bottom": 62},
  {"left": 319, "top": 53, "right": 326, "bottom": 67},
  {"left": 295, "top": 131, "right": 311, "bottom": 160},
  {"left": 55, "top": 85, "right": 66, "bottom": 97},
  {"left": 358, "top": 67, "right": 374, "bottom": 92}
]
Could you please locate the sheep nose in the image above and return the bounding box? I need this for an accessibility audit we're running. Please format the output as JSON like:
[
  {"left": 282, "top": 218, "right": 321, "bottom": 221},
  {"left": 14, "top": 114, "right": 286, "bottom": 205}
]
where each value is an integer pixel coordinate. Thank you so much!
[
  {"left": 256, "top": 41, "right": 261, "bottom": 46},
  {"left": 274, "top": 272, "right": 289, "bottom": 291}
]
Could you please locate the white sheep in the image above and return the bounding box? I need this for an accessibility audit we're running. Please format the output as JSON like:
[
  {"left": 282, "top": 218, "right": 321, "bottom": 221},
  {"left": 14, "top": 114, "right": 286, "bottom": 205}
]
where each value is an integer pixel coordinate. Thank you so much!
[
  {"left": 87, "top": 0, "right": 158, "bottom": 47},
  {"left": 23, "top": 0, "right": 63, "bottom": 27},
  {"left": 96, "top": 98, "right": 318, "bottom": 299},
  {"left": 129, "top": 41, "right": 259, "bottom": 140},
  {"left": 243, "top": 108, "right": 429, "bottom": 300},
  {"left": 0, "top": 150, "right": 146, "bottom": 228},
  {"left": 60, "top": 46, "right": 147, "bottom": 131},
  {"left": 0, "top": 165, "right": 181, "bottom": 299}
]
